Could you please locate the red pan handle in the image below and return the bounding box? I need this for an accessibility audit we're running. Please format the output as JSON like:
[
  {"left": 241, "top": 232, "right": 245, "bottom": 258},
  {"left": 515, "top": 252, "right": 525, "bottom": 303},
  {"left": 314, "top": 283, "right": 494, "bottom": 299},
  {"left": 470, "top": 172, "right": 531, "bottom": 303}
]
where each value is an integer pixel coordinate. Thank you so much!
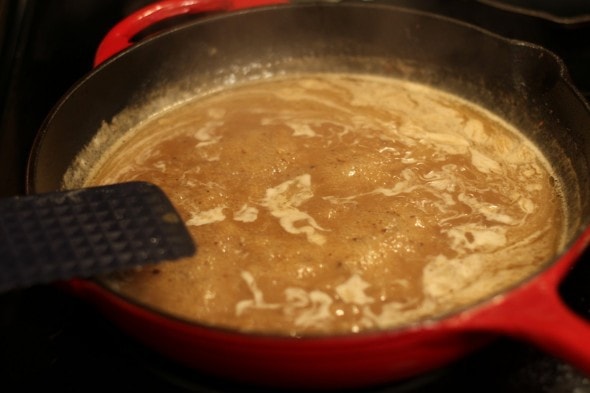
[
  {"left": 454, "top": 228, "right": 590, "bottom": 375},
  {"left": 94, "top": 0, "right": 288, "bottom": 67}
]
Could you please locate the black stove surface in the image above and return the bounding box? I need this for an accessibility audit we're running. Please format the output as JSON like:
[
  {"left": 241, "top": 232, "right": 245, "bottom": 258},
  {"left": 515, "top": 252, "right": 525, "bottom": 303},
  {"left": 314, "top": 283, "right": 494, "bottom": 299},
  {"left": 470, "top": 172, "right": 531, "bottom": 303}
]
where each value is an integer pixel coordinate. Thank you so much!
[{"left": 1, "top": 1, "right": 590, "bottom": 392}]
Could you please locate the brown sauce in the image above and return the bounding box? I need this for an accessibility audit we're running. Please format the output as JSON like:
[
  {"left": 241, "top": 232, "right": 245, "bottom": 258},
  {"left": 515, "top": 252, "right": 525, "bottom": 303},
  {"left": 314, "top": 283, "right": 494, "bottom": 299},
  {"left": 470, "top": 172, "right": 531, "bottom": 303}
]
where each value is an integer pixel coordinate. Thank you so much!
[{"left": 80, "top": 73, "right": 565, "bottom": 336}]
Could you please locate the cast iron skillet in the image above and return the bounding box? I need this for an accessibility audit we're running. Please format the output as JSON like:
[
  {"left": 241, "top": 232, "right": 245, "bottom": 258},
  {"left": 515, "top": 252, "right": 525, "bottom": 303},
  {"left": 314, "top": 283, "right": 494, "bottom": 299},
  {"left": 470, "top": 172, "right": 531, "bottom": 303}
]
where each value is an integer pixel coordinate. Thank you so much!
[{"left": 26, "top": 0, "right": 590, "bottom": 389}]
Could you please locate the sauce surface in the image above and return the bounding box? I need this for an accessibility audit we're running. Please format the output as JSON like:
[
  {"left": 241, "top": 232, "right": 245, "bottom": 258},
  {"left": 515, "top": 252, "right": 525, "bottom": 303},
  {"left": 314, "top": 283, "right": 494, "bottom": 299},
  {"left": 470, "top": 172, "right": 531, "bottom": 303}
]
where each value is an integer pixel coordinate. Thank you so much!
[{"left": 83, "top": 73, "right": 565, "bottom": 335}]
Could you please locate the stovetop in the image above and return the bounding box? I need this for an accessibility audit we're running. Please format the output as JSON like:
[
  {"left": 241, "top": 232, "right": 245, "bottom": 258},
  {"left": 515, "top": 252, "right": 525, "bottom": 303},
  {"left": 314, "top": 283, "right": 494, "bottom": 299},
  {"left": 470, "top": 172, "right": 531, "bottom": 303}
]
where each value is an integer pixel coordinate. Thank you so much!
[{"left": 1, "top": 1, "right": 590, "bottom": 392}]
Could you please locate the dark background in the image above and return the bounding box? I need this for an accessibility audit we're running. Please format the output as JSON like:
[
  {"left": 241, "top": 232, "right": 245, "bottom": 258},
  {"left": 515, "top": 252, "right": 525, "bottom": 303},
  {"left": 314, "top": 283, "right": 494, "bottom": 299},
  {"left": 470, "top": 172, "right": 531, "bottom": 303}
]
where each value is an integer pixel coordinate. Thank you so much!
[{"left": 1, "top": 0, "right": 590, "bottom": 391}]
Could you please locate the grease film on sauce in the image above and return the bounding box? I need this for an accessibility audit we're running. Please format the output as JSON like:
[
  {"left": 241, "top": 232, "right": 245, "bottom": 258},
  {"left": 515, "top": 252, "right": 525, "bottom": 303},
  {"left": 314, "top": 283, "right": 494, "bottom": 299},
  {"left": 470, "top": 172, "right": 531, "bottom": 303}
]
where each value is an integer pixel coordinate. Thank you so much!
[{"left": 73, "top": 73, "right": 566, "bottom": 336}]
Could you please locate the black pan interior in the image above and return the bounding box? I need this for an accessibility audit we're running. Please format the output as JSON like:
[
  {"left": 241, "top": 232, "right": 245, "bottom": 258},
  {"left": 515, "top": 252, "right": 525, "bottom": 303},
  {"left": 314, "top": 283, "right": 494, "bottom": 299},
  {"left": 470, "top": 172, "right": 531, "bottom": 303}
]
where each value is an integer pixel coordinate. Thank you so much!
[{"left": 27, "top": 3, "right": 590, "bottom": 244}]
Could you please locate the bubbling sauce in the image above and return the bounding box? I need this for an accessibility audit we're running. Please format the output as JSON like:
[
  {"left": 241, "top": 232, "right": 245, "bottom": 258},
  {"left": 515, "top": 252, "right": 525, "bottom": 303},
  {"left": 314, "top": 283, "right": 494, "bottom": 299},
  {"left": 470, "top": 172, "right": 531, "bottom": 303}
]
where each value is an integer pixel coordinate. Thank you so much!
[{"left": 83, "top": 73, "right": 565, "bottom": 335}]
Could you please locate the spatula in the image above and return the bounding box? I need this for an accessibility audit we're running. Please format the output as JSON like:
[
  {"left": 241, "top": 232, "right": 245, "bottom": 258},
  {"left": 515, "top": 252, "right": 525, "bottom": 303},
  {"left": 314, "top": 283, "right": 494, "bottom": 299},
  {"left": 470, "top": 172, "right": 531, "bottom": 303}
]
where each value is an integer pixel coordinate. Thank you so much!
[{"left": 0, "top": 181, "right": 196, "bottom": 293}]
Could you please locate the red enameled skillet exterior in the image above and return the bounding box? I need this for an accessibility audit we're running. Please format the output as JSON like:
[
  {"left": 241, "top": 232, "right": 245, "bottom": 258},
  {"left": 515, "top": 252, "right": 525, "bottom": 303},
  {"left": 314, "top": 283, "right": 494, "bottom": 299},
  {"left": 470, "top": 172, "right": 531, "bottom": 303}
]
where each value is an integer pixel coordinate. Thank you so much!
[{"left": 26, "top": 0, "right": 590, "bottom": 389}]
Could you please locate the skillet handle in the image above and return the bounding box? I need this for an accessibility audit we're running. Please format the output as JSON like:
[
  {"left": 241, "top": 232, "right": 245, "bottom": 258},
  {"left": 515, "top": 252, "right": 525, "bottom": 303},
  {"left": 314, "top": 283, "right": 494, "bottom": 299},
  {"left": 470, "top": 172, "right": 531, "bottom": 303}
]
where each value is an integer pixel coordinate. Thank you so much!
[
  {"left": 458, "top": 231, "right": 590, "bottom": 376},
  {"left": 94, "top": 0, "right": 289, "bottom": 67}
]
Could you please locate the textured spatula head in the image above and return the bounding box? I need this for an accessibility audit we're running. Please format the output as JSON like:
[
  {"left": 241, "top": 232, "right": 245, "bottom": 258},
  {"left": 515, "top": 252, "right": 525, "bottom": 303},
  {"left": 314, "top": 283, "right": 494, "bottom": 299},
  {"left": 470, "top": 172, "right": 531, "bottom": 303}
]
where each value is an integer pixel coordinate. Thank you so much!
[{"left": 0, "top": 181, "right": 196, "bottom": 292}]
